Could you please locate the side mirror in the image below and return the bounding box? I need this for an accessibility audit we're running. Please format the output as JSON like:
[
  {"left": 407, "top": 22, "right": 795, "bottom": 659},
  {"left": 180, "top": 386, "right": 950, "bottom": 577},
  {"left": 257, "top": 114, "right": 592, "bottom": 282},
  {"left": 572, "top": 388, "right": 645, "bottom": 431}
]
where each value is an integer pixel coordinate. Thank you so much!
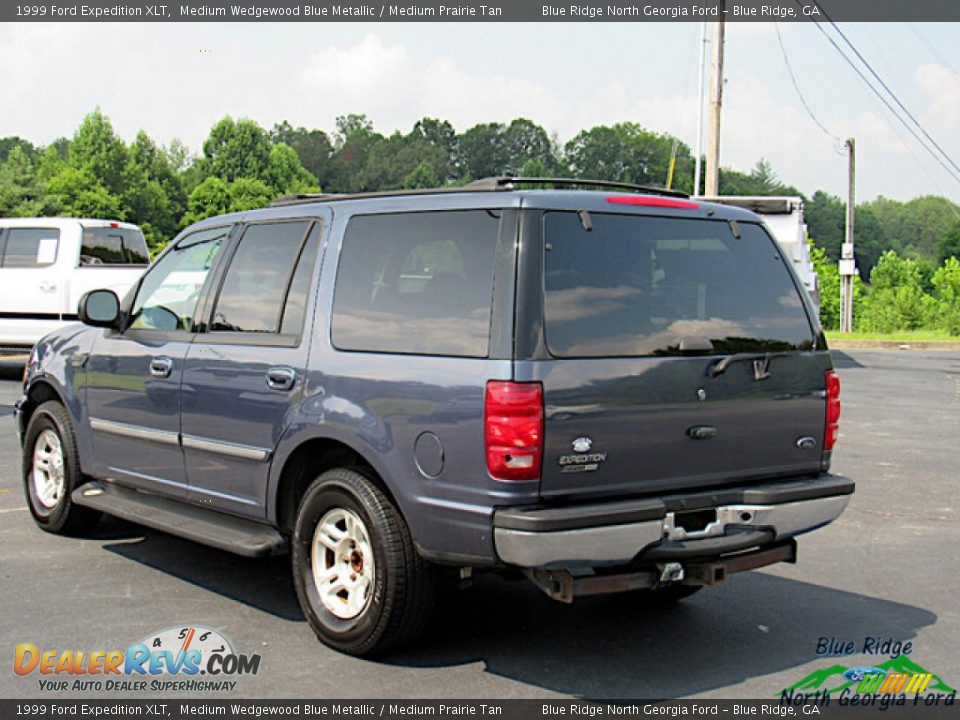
[{"left": 78, "top": 289, "right": 121, "bottom": 329}]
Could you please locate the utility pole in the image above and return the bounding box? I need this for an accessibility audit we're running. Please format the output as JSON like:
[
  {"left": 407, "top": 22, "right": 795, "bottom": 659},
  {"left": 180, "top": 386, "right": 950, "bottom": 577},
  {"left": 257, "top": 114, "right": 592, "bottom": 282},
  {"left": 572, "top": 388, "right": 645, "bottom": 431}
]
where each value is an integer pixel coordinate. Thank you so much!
[
  {"left": 694, "top": 21, "right": 708, "bottom": 196},
  {"left": 839, "top": 138, "right": 857, "bottom": 333},
  {"left": 705, "top": 14, "right": 724, "bottom": 196}
]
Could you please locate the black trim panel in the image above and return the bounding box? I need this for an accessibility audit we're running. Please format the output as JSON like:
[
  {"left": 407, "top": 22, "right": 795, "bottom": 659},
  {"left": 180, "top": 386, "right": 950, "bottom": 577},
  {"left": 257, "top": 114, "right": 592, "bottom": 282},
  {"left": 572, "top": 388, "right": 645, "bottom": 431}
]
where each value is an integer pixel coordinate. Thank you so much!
[{"left": 0, "top": 312, "right": 78, "bottom": 321}]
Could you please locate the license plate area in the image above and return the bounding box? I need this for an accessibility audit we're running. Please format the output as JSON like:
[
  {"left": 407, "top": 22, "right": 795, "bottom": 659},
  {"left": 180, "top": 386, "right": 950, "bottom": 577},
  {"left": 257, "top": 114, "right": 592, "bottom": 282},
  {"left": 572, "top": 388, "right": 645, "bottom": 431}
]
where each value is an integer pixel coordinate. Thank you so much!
[{"left": 663, "top": 508, "right": 722, "bottom": 540}]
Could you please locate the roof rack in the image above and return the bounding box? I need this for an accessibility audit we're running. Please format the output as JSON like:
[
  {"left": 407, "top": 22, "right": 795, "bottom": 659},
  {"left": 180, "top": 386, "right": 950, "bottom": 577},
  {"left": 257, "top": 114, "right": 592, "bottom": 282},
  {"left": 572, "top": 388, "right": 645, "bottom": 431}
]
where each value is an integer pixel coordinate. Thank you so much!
[
  {"left": 269, "top": 176, "right": 688, "bottom": 207},
  {"left": 465, "top": 176, "right": 690, "bottom": 198}
]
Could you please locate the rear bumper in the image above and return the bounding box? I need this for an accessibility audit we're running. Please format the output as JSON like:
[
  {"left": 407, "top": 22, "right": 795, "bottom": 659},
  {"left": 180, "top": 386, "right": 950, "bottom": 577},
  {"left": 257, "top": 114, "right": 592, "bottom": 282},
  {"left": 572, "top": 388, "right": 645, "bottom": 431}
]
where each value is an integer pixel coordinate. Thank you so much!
[{"left": 493, "top": 474, "right": 853, "bottom": 569}]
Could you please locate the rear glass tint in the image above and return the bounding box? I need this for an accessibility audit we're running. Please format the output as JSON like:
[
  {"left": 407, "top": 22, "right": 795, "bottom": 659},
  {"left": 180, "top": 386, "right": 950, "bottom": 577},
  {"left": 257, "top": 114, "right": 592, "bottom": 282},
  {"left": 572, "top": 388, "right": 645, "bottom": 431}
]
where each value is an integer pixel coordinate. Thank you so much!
[
  {"left": 2, "top": 228, "right": 60, "bottom": 267},
  {"left": 543, "top": 212, "right": 814, "bottom": 357},
  {"left": 81, "top": 226, "right": 149, "bottom": 265},
  {"left": 332, "top": 211, "right": 499, "bottom": 357}
]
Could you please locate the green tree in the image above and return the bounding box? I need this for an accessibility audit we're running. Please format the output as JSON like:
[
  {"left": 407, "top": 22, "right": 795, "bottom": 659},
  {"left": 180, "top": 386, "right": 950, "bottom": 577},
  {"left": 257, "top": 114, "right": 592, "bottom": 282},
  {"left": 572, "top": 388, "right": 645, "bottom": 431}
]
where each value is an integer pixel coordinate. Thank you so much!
[
  {"left": 182, "top": 176, "right": 231, "bottom": 225},
  {"left": 0, "top": 137, "right": 37, "bottom": 163},
  {"left": 718, "top": 159, "right": 801, "bottom": 196},
  {"left": 409, "top": 117, "right": 459, "bottom": 181},
  {"left": 931, "top": 257, "right": 960, "bottom": 334},
  {"left": 403, "top": 160, "right": 438, "bottom": 189},
  {"left": 68, "top": 109, "right": 129, "bottom": 197},
  {"left": 265, "top": 143, "right": 318, "bottom": 195},
  {"left": 858, "top": 251, "right": 938, "bottom": 332},
  {"left": 228, "top": 177, "right": 274, "bottom": 212},
  {"left": 124, "top": 131, "right": 185, "bottom": 251},
  {"left": 805, "top": 191, "right": 846, "bottom": 260},
  {"left": 270, "top": 122, "right": 333, "bottom": 189},
  {"left": 563, "top": 122, "right": 694, "bottom": 192},
  {"left": 0, "top": 145, "right": 59, "bottom": 216},
  {"left": 201, "top": 117, "right": 273, "bottom": 183},
  {"left": 937, "top": 220, "right": 960, "bottom": 264}
]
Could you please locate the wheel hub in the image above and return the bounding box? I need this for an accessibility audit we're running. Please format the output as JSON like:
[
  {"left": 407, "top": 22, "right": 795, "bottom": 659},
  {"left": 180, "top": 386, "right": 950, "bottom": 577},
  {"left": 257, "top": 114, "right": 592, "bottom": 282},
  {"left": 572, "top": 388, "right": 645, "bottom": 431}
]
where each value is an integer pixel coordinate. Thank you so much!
[
  {"left": 32, "top": 429, "right": 65, "bottom": 510},
  {"left": 311, "top": 508, "right": 376, "bottom": 620}
]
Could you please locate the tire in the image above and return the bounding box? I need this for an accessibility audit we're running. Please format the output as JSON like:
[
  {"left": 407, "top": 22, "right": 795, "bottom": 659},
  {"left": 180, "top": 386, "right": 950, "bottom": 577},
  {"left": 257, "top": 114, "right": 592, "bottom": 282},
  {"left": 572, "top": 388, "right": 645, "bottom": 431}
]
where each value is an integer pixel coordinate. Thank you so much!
[
  {"left": 22, "top": 400, "right": 101, "bottom": 536},
  {"left": 291, "top": 468, "right": 436, "bottom": 657}
]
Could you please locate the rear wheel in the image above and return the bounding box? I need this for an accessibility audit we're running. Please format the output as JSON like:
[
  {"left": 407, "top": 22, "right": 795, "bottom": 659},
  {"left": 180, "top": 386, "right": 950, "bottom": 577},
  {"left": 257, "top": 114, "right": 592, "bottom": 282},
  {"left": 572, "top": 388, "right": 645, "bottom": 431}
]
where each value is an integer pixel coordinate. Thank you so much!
[
  {"left": 22, "top": 401, "right": 101, "bottom": 535},
  {"left": 291, "top": 468, "right": 436, "bottom": 656}
]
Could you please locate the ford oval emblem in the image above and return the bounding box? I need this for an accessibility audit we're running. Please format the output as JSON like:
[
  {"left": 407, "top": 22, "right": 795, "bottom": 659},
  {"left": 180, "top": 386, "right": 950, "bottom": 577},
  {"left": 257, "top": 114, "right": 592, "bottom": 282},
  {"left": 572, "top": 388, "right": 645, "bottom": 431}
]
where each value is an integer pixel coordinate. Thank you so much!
[
  {"left": 796, "top": 436, "right": 817, "bottom": 450},
  {"left": 571, "top": 437, "right": 593, "bottom": 453}
]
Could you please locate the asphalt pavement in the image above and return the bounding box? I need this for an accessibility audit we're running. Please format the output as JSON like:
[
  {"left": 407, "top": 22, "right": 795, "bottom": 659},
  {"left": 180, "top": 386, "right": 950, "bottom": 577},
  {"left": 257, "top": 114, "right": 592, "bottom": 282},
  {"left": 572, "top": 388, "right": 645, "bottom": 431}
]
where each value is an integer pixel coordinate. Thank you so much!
[{"left": 1, "top": 350, "right": 957, "bottom": 700}]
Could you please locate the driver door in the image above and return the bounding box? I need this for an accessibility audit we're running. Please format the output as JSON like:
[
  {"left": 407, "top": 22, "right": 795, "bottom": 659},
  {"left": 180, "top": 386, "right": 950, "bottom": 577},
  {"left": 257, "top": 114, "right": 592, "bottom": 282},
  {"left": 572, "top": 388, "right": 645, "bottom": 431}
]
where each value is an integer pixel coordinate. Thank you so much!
[{"left": 83, "top": 225, "right": 231, "bottom": 498}]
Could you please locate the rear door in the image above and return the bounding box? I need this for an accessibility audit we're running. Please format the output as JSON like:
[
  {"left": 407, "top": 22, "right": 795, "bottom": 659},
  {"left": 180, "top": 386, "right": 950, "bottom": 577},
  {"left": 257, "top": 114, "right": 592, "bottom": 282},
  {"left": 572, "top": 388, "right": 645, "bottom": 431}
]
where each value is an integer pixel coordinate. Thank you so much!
[
  {"left": 180, "top": 217, "right": 325, "bottom": 518},
  {"left": 528, "top": 209, "right": 830, "bottom": 500},
  {"left": 0, "top": 225, "right": 66, "bottom": 317}
]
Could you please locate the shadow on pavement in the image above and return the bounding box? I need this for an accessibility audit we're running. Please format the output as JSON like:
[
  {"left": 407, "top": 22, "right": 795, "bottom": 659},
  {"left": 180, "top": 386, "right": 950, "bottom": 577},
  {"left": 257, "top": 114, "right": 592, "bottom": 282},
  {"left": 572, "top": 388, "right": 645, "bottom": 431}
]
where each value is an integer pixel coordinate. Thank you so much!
[
  {"left": 100, "top": 516, "right": 302, "bottom": 621},
  {"left": 830, "top": 351, "right": 866, "bottom": 370},
  {"left": 97, "top": 517, "right": 936, "bottom": 699}
]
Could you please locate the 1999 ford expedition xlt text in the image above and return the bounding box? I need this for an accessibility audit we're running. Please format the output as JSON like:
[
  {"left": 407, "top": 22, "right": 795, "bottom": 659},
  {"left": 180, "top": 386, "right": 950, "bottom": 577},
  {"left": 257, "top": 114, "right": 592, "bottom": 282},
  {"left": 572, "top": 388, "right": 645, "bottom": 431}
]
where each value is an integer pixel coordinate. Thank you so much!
[{"left": 16, "top": 178, "right": 853, "bottom": 656}]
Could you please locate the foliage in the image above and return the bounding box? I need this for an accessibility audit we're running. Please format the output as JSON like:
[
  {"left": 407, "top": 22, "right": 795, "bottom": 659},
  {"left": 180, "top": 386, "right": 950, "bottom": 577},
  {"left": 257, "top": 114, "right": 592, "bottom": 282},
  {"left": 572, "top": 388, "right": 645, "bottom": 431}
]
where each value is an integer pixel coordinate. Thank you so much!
[
  {"left": 937, "top": 220, "right": 960, "bottom": 264},
  {"left": 931, "top": 257, "right": 960, "bottom": 335},
  {"left": 857, "top": 251, "right": 939, "bottom": 333}
]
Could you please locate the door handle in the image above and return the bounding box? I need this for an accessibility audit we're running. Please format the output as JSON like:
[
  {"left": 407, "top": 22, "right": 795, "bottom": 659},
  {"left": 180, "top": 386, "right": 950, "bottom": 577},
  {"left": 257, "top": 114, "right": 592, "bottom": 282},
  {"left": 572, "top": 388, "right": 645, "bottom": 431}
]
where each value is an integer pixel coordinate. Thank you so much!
[
  {"left": 39, "top": 282, "right": 57, "bottom": 293},
  {"left": 266, "top": 366, "right": 297, "bottom": 391},
  {"left": 149, "top": 356, "right": 174, "bottom": 378}
]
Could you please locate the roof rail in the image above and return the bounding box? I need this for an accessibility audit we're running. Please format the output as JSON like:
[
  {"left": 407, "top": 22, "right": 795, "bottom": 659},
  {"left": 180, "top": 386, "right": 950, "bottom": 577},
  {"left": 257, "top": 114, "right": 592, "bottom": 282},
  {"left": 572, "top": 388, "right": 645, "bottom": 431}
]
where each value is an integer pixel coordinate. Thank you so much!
[
  {"left": 268, "top": 176, "right": 689, "bottom": 207},
  {"left": 466, "top": 176, "right": 690, "bottom": 198}
]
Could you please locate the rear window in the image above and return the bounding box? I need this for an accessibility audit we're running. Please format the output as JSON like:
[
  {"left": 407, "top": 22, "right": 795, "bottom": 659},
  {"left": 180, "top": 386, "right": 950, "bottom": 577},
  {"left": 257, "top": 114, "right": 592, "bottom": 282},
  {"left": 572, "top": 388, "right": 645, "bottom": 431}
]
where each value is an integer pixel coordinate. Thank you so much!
[
  {"left": 81, "top": 226, "right": 149, "bottom": 265},
  {"left": 542, "top": 212, "right": 814, "bottom": 358},
  {"left": 331, "top": 211, "right": 499, "bottom": 357},
  {"left": 1, "top": 228, "right": 60, "bottom": 267}
]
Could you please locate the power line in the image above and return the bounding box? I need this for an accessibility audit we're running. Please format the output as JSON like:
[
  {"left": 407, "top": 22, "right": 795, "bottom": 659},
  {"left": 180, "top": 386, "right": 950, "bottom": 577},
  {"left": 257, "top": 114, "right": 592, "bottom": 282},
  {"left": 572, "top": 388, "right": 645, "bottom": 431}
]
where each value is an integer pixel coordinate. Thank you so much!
[
  {"left": 822, "top": 14, "right": 960, "bottom": 178},
  {"left": 773, "top": 23, "right": 845, "bottom": 150},
  {"left": 907, "top": 22, "right": 960, "bottom": 86},
  {"left": 794, "top": 1, "right": 960, "bottom": 186}
]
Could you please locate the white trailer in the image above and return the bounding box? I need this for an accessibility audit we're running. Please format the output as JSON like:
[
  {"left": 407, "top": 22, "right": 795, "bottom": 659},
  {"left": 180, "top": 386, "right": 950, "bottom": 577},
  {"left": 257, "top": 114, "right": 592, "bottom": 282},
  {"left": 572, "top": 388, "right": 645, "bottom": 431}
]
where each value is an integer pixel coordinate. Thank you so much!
[{"left": 698, "top": 196, "right": 819, "bottom": 312}]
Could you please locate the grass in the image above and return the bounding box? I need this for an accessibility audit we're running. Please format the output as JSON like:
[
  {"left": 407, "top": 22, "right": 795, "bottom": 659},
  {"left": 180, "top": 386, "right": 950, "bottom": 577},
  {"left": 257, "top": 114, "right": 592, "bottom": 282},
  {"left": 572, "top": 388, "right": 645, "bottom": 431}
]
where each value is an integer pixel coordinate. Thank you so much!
[{"left": 825, "top": 330, "right": 960, "bottom": 342}]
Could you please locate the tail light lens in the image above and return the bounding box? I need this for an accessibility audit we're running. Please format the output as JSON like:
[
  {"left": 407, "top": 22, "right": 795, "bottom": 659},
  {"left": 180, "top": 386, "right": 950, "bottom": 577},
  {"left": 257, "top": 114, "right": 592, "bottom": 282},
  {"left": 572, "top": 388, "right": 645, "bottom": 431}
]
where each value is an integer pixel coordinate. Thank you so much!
[
  {"left": 824, "top": 370, "right": 841, "bottom": 451},
  {"left": 485, "top": 381, "right": 543, "bottom": 481}
]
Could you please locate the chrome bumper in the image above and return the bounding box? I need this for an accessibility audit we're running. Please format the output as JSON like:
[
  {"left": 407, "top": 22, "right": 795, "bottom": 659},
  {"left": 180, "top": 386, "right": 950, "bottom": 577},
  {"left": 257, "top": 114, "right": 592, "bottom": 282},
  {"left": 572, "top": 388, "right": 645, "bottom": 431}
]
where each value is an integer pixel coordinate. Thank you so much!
[{"left": 494, "top": 476, "right": 853, "bottom": 569}]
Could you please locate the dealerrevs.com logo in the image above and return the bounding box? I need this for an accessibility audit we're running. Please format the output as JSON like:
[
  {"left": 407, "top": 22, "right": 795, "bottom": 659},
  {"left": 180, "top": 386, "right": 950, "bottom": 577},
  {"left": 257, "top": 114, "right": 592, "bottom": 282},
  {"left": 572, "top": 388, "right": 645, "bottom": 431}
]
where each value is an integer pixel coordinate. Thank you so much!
[{"left": 14, "top": 625, "right": 261, "bottom": 693}]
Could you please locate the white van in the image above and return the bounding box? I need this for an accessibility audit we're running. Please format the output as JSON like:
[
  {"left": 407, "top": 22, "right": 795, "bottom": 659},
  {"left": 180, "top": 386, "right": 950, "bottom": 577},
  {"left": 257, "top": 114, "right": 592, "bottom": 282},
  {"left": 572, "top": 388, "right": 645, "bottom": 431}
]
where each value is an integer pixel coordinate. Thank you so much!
[{"left": 0, "top": 218, "right": 149, "bottom": 351}]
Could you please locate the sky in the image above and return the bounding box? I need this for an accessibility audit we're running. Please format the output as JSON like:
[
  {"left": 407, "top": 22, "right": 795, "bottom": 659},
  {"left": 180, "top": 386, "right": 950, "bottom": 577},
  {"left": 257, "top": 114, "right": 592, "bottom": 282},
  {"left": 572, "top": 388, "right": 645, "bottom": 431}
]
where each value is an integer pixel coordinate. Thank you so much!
[{"left": 1, "top": 21, "right": 958, "bottom": 203}]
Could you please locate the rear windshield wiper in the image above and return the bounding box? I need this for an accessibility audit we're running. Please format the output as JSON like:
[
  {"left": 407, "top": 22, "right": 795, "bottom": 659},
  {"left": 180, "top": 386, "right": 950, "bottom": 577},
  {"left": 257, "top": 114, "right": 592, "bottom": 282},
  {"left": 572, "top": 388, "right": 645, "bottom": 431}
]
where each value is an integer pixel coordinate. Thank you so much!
[{"left": 709, "top": 352, "right": 789, "bottom": 380}]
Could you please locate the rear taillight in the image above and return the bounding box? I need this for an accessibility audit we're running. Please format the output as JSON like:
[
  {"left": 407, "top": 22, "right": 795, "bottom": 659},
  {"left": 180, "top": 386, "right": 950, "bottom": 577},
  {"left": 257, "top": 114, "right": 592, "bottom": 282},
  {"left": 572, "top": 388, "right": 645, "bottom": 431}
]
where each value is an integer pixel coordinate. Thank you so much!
[
  {"left": 484, "top": 381, "right": 543, "bottom": 481},
  {"left": 824, "top": 370, "right": 841, "bottom": 451}
]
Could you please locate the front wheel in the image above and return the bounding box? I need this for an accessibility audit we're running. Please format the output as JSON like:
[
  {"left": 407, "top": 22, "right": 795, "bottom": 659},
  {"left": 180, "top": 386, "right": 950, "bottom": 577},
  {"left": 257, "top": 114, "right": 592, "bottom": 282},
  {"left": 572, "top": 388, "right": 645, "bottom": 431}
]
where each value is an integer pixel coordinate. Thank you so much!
[
  {"left": 291, "top": 468, "right": 436, "bottom": 656},
  {"left": 22, "top": 401, "right": 101, "bottom": 535}
]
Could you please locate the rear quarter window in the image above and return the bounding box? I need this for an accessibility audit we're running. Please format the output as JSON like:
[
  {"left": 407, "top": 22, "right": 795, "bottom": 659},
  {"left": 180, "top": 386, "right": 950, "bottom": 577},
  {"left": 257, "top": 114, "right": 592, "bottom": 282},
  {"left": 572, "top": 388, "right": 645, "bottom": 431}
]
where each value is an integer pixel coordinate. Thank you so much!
[
  {"left": 331, "top": 210, "right": 500, "bottom": 358},
  {"left": 542, "top": 211, "right": 814, "bottom": 357},
  {"left": 81, "top": 226, "right": 149, "bottom": 265}
]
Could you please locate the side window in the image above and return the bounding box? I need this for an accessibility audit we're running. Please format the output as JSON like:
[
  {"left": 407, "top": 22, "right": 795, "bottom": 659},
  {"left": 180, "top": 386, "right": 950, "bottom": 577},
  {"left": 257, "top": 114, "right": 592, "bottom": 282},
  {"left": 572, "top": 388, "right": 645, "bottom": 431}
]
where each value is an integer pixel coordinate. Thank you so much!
[
  {"left": 81, "top": 227, "right": 150, "bottom": 265},
  {"left": 331, "top": 210, "right": 500, "bottom": 357},
  {"left": 130, "top": 226, "right": 227, "bottom": 331},
  {"left": 210, "top": 221, "right": 312, "bottom": 334},
  {"left": 280, "top": 225, "right": 321, "bottom": 335},
  {"left": 2, "top": 228, "right": 60, "bottom": 268}
]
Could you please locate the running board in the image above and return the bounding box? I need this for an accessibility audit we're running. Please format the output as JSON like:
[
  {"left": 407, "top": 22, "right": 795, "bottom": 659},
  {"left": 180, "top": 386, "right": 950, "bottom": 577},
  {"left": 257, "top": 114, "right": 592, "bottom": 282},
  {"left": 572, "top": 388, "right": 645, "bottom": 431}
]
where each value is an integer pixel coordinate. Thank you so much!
[{"left": 72, "top": 481, "right": 288, "bottom": 557}]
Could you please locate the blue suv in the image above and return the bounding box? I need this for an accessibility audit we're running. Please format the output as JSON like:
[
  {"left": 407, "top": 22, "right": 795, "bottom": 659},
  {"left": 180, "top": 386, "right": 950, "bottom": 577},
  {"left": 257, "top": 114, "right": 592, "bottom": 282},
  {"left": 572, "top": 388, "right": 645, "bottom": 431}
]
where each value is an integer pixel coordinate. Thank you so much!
[{"left": 16, "top": 178, "right": 853, "bottom": 656}]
